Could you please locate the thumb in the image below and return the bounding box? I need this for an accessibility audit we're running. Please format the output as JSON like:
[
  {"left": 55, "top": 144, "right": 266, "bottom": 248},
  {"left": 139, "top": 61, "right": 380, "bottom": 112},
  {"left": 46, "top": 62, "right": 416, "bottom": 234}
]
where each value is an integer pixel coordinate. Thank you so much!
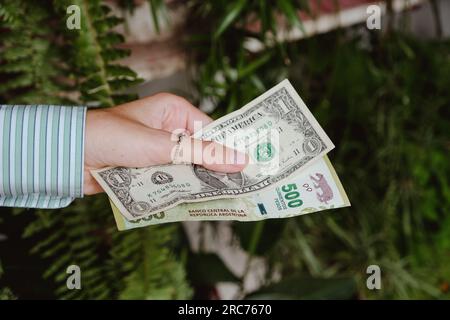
[{"left": 172, "top": 135, "right": 248, "bottom": 173}]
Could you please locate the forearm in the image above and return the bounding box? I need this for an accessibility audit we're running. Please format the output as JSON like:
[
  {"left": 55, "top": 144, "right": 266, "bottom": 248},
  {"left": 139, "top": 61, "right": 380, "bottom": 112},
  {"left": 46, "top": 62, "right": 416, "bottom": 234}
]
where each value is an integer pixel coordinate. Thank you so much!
[{"left": 0, "top": 105, "right": 86, "bottom": 208}]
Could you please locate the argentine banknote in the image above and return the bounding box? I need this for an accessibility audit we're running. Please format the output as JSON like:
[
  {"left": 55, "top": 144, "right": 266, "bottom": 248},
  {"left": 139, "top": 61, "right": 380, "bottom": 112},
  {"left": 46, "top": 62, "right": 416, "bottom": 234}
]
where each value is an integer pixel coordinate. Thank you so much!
[
  {"left": 110, "top": 156, "right": 350, "bottom": 230},
  {"left": 92, "top": 79, "right": 334, "bottom": 221}
]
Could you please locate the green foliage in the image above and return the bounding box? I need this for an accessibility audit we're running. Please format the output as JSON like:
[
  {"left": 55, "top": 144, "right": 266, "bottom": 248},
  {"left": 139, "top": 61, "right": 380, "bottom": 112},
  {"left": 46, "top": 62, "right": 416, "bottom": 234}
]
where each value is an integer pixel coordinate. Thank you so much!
[
  {"left": 0, "top": 260, "right": 15, "bottom": 299},
  {"left": 115, "top": 226, "right": 192, "bottom": 299},
  {"left": 0, "top": 0, "right": 190, "bottom": 299},
  {"left": 53, "top": 0, "right": 142, "bottom": 107},
  {"left": 260, "top": 32, "right": 450, "bottom": 299},
  {"left": 23, "top": 197, "right": 117, "bottom": 299},
  {"left": 234, "top": 220, "right": 286, "bottom": 255},
  {"left": 0, "top": 0, "right": 74, "bottom": 105},
  {"left": 186, "top": 0, "right": 306, "bottom": 116},
  {"left": 0, "top": 0, "right": 448, "bottom": 300},
  {"left": 186, "top": 0, "right": 449, "bottom": 299},
  {"left": 187, "top": 253, "right": 239, "bottom": 285},
  {"left": 246, "top": 276, "right": 357, "bottom": 300},
  {"left": 147, "top": 0, "right": 167, "bottom": 34}
]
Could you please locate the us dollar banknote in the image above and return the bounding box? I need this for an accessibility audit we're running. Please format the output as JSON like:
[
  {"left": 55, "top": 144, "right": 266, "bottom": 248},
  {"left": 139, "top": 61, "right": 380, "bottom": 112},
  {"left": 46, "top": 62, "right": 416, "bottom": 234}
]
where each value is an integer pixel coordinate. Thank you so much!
[
  {"left": 110, "top": 156, "right": 350, "bottom": 230},
  {"left": 92, "top": 79, "right": 334, "bottom": 221}
]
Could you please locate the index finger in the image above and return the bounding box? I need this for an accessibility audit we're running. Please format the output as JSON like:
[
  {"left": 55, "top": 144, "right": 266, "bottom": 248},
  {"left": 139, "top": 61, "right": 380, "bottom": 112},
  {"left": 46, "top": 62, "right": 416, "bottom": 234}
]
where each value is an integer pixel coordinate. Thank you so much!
[{"left": 112, "top": 93, "right": 213, "bottom": 134}]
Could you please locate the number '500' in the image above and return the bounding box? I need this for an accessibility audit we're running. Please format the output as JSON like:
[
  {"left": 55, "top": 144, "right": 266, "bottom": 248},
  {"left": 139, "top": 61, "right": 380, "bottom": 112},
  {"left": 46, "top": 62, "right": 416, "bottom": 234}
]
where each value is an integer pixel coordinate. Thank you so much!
[{"left": 281, "top": 184, "right": 303, "bottom": 208}]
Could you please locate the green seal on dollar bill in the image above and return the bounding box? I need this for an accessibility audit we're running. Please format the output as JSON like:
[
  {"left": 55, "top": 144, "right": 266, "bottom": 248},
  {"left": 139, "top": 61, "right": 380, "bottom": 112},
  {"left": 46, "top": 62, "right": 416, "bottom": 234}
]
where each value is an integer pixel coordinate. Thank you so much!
[{"left": 255, "top": 142, "right": 275, "bottom": 162}]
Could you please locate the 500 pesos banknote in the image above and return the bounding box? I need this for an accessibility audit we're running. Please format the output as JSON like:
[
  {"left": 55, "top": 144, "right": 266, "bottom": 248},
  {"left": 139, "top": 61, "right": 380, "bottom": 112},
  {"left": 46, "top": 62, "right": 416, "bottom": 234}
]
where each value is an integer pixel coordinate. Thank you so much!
[
  {"left": 110, "top": 156, "right": 350, "bottom": 230},
  {"left": 92, "top": 79, "right": 334, "bottom": 221}
]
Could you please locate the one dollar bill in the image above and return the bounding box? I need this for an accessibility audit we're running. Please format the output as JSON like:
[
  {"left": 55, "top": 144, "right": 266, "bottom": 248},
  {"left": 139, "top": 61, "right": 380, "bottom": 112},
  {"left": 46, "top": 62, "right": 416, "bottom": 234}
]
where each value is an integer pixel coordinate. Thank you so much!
[
  {"left": 110, "top": 156, "right": 350, "bottom": 230},
  {"left": 92, "top": 79, "right": 334, "bottom": 221}
]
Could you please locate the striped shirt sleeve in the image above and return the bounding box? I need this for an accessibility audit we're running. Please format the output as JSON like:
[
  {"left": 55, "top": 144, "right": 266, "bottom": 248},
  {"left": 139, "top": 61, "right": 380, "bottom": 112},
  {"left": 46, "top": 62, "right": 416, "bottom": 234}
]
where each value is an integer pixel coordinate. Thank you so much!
[{"left": 0, "top": 105, "right": 87, "bottom": 209}]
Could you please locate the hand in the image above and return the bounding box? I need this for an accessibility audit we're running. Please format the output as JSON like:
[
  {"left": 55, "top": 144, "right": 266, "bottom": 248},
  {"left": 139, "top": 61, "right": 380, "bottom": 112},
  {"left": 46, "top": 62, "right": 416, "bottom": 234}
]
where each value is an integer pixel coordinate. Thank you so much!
[{"left": 84, "top": 93, "right": 248, "bottom": 195}]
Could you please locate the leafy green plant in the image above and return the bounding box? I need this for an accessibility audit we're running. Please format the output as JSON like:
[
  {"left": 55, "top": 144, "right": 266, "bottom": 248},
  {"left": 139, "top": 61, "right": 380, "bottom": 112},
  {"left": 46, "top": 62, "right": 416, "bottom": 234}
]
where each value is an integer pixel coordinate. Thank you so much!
[
  {"left": 185, "top": 1, "right": 449, "bottom": 299},
  {"left": 239, "top": 31, "right": 450, "bottom": 299},
  {"left": 0, "top": 0, "right": 190, "bottom": 299},
  {"left": 0, "top": 260, "right": 15, "bottom": 299},
  {"left": 0, "top": 0, "right": 448, "bottom": 300},
  {"left": 0, "top": 1, "right": 73, "bottom": 104},
  {"left": 246, "top": 276, "right": 357, "bottom": 300}
]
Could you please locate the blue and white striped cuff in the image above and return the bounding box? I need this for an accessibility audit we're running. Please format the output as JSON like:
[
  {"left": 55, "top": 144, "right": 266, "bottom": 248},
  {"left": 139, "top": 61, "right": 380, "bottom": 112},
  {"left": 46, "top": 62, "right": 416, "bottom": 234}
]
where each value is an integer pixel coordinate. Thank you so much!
[{"left": 0, "top": 105, "right": 87, "bottom": 209}]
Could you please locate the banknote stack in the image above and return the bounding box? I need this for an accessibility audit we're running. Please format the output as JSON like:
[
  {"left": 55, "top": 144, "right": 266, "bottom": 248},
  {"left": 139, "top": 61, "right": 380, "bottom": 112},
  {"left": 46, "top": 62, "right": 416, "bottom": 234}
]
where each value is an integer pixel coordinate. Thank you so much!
[{"left": 92, "top": 80, "right": 350, "bottom": 231}]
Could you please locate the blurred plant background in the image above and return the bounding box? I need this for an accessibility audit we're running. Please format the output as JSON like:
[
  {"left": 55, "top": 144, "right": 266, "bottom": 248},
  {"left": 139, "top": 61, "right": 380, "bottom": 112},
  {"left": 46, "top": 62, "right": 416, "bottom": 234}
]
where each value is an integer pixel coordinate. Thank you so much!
[{"left": 0, "top": 0, "right": 449, "bottom": 299}]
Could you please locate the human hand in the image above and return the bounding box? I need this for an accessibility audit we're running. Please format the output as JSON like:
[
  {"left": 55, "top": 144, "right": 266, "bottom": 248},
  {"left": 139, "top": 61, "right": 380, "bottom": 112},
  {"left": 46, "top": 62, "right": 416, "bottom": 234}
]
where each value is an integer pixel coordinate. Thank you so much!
[{"left": 84, "top": 93, "right": 248, "bottom": 195}]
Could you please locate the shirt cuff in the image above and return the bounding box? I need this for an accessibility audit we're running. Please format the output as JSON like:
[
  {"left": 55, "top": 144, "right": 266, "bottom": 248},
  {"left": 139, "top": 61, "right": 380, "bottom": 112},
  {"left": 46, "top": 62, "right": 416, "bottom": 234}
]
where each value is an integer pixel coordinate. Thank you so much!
[{"left": 0, "top": 105, "right": 87, "bottom": 209}]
